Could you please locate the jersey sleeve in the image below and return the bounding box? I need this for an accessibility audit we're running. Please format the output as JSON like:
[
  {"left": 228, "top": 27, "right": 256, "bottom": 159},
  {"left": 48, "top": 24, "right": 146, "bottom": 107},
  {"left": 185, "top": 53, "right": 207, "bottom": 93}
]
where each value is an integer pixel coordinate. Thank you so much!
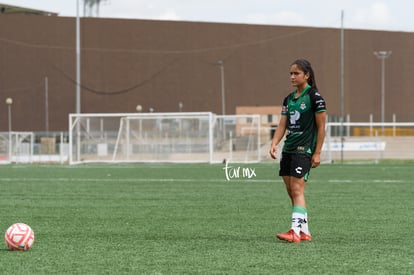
[
  {"left": 281, "top": 96, "right": 289, "bottom": 116},
  {"left": 310, "top": 89, "right": 326, "bottom": 113}
]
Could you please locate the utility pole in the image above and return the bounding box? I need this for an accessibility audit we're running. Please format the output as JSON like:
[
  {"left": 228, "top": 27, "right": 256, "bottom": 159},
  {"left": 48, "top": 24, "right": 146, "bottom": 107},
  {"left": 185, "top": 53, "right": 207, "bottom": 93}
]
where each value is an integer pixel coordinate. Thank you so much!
[{"left": 373, "top": 51, "right": 392, "bottom": 135}]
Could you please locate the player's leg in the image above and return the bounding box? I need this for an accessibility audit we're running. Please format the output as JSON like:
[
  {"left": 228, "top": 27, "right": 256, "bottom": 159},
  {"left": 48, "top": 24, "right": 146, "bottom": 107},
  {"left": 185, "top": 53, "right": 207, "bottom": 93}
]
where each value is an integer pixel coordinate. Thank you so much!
[
  {"left": 276, "top": 153, "right": 301, "bottom": 242},
  {"left": 276, "top": 154, "right": 312, "bottom": 242},
  {"left": 290, "top": 153, "right": 313, "bottom": 240},
  {"left": 282, "top": 175, "right": 294, "bottom": 205},
  {"left": 276, "top": 175, "right": 305, "bottom": 242},
  {"left": 288, "top": 176, "right": 312, "bottom": 240}
]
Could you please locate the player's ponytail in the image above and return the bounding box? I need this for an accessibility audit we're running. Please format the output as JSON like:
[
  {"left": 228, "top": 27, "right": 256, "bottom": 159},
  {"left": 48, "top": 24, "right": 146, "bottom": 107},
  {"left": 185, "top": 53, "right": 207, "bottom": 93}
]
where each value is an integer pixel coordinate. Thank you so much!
[{"left": 291, "top": 59, "right": 318, "bottom": 90}]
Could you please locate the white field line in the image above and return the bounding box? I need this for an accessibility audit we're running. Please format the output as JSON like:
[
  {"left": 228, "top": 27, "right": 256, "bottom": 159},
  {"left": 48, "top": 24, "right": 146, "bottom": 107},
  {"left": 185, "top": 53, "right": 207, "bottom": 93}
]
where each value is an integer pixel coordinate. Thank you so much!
[
  {"left": 328, "top": 179, "right": 404, "bottom": 183},
  {"left": 4, "top": 165, "right": 232, "bottom": 170},
  {"left": 0, "top": 177, "right": 281, "bottom": 183},
  {"left": 0, "top": 177, "right": 406, "bottom": 183}
]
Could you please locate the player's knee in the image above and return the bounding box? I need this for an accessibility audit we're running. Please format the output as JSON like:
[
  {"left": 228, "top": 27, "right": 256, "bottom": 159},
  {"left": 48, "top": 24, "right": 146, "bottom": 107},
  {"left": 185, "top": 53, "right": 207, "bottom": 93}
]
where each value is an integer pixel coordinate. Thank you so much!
[
  {"left": 290, "top": 188, "right": 303, "bottom": 199},
  {"left": 289, "top": 181, "right": 305, "bottom": 198}
]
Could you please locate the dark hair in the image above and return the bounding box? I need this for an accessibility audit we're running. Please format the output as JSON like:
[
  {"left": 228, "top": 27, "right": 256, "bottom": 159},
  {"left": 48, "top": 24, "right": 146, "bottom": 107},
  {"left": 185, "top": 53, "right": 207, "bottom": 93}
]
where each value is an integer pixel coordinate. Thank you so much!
[{"left": 291, "top": 59, "right": 317, "bottom": 90}]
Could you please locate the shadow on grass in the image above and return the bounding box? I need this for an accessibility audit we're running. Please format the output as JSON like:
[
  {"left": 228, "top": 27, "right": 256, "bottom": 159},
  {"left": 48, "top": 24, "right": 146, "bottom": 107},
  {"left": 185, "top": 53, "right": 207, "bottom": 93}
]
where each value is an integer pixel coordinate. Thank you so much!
[
  {"left": 140, "top": 233, "right": 296, "bottom": 244},
  {"left": 0, "top": 248, "right": 32, "bottom": 252}
]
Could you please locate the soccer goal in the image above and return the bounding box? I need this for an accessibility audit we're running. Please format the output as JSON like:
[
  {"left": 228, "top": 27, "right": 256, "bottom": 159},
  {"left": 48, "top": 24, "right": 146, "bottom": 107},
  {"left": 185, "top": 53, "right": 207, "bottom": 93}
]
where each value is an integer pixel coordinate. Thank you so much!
[
  {"left": 0, "top": 132, "right": 34, "bottom": 163},
  {"left": 68, "top": 112, "right": 262, "bottom": 164},
  {"left": 323, "top": 122, "right": 414, "bottom": 163}
]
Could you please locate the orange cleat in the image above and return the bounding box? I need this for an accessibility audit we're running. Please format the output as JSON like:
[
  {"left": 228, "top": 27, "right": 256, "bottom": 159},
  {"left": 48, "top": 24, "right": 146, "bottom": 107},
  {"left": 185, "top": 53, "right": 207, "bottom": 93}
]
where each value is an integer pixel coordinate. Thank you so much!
[
  {"left": 276, "top": 229, "right": 301, "bottom": 243},
  {"left": 300, "top": 232, "right": 312, "bottom": 241}
]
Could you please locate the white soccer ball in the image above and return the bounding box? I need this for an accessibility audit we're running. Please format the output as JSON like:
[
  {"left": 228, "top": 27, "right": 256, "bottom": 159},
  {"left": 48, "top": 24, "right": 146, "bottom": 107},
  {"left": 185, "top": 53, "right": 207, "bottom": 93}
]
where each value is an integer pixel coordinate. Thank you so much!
[{"left": 4, "top": 223, "right": 35, "bottom": 251}]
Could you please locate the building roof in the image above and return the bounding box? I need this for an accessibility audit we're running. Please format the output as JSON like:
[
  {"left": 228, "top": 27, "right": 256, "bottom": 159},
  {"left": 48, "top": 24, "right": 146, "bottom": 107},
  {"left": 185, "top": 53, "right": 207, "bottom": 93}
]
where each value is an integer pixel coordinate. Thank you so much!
[{"left": 0, "top": 3, "right": 57, "bottom": 16}]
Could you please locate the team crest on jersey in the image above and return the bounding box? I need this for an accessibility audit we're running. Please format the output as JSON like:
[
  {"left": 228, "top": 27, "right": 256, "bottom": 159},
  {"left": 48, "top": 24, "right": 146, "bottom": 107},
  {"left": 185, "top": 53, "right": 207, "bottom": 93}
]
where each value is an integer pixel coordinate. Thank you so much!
[{"left": 300, "top": 101, "right": 306, "bottom": 110}]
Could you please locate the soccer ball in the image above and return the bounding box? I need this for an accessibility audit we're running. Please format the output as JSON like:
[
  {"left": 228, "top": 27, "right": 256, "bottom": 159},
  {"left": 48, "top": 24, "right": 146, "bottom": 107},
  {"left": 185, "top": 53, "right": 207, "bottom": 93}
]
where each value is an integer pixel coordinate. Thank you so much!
[{"left": 4, "top": 223, "right": 35, "bottom": 251}]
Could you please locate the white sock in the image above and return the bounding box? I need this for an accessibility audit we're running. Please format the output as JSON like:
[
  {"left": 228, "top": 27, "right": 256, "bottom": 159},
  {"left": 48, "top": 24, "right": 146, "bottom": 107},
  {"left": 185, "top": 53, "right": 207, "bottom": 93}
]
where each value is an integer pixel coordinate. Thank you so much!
[
  {"left": 301, "top": 212, "right": 311, "bottom": 236},
  {"left": 291, "top": 212, "right": 306, "bottom": 236},
  {"left": 291, "top": 206, "right": 310, "bottom": 236}
]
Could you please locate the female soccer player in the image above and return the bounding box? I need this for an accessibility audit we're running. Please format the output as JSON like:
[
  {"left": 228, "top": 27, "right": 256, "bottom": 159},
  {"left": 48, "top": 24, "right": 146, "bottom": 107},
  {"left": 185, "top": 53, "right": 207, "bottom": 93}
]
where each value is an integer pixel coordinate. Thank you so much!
[{"left": 269, "top": 59, "right": 326, "bottom": 243}]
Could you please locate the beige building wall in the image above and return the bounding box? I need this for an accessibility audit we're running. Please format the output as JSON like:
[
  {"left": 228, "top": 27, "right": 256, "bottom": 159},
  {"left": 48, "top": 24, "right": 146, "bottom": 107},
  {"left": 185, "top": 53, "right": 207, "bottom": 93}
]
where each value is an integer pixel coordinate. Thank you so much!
[{"left": 236, "top": 106, "right": 282, "bottom": 140}]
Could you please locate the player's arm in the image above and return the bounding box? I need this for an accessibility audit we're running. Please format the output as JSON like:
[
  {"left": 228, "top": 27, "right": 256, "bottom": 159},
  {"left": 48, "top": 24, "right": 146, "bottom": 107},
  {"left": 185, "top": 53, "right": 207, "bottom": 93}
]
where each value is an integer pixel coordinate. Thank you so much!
[
  {"left": 311, "top": 111, "right": 326, "bottom": 167},
  {"left": 269, "top": 115, "right": 287, "bottom": 159}
]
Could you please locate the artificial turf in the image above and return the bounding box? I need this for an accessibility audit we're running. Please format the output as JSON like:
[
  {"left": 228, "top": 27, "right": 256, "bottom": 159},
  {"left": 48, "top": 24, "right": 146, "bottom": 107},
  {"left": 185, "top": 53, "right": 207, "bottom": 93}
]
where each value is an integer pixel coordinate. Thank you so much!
[{"left": 0, "top": 162, "right": 413, "bottom": 274}]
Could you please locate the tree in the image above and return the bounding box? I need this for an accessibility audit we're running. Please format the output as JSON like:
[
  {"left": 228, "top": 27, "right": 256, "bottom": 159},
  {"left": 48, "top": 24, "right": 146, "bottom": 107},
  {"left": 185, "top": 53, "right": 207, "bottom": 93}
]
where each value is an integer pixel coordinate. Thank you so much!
[{"left": 83, "top": 0, "right": 107, "bottom": 17}]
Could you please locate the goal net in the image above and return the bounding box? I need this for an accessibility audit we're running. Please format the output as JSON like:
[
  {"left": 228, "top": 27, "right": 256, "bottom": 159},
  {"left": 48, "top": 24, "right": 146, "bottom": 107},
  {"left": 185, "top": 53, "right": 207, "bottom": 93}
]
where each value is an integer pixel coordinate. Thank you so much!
[
  {"left": 0, "top": 132, "right": 34, "bottom": 164},
  {"left": 68, "top": 112, "right": 261, "bottom": 164}
]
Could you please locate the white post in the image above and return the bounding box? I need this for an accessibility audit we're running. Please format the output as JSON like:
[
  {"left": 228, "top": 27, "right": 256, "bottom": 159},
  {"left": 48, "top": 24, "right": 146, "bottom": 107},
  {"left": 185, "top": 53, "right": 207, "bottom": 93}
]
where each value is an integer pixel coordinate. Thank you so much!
[
  {"left": 45, "top": 76, "right": 49, "bottom": 135},
  {"left": 229, "top": 131, "right": 233, "bottom": 162},
  {"left": 375, "top": 130, "right": 380, "bottom": 164},
  {"left": 68, "top": 115, "right": 72, "bottom": 164},
  {"left": 392, "top": 113, "right": 396, "bottom": 136},
  {"left": 218, "top": 61, "right": 226, "bottom": 141},
  {"left": 340, "top": 10, "right": 345, "bottom": 163},
  {"left": 30, "top": 133, "right": 34, "bottom": 164},
  {"left": 60, "top": 132, "right": 64, "bottom": 164},
  {"left": 76, "top": 0, "right": 81, "bottom": 114},
  {"left": 209, "top": 113, "right": 214, "bottom": 163},
  {"left": 100, "top": 118, "right": 104, "bottom": 139},
  {"left": 5, "top": 98, "right": 13, "bottom": 162},
  {"left": 218, "top": 61, "right": 226, "bottom": 115},
  {"left": 346, "top": 114, "right": 350, "bottom": 137},
  {"left": 373, "top": 51, "right": 392, "bottom": 135},
  {"left": 75, "top": 0, "right": 81, "bottom": 161},
  {"left": 126, "top": 118, "right": 130, "bottom": 160},
  {"left": 257, "top": 115, "right": 261, "bottom": 162},
  {"left": 136, "top": 105, "right": 142, "bottom": 138},
  {"left": 369, "top": 114, "right": 373, "bottom": 136},
  {"left": 5, "top": 97, "right": 12, "bottom": 133}
]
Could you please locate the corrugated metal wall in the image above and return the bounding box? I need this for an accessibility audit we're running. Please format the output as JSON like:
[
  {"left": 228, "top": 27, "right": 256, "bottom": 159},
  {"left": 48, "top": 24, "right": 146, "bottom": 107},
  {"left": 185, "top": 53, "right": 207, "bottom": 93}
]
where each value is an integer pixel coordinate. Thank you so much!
[{"left": 0, "top": 14, "right": 413, "bottom": 131}]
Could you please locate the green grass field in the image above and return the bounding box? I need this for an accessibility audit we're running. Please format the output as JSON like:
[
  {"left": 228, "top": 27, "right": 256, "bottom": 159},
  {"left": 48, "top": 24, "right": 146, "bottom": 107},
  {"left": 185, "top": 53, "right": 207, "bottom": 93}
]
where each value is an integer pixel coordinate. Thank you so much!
[{"left": 0, "top": 162, "right": 413, "bottom": 274}]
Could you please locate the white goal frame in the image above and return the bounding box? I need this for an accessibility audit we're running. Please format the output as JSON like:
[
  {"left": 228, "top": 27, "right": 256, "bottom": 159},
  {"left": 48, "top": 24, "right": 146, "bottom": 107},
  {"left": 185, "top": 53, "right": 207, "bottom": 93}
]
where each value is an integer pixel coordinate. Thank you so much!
[
  {"left": 68, "top": 112, "right": 261, "bottom": 164},
  {"left": 0, "top": 132, "right": 34, "bottom": 164}
]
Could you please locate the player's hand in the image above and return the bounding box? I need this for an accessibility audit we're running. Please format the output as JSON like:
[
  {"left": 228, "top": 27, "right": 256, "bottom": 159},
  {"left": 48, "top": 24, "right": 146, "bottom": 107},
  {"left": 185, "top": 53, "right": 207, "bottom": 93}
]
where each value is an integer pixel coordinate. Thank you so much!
[
  {"left": 269, "top": 144, "right": 277, "bottom": 159},
  {"left": 311, "top": 153, "right": 321, "bottom": 168}
]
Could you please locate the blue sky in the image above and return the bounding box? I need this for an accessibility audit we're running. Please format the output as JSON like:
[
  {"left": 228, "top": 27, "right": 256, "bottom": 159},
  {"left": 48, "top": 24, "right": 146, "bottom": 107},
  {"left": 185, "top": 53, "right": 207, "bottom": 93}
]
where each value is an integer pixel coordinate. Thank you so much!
[{"left": 2, "top": 0, "right": 414, "bottom": 32}]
